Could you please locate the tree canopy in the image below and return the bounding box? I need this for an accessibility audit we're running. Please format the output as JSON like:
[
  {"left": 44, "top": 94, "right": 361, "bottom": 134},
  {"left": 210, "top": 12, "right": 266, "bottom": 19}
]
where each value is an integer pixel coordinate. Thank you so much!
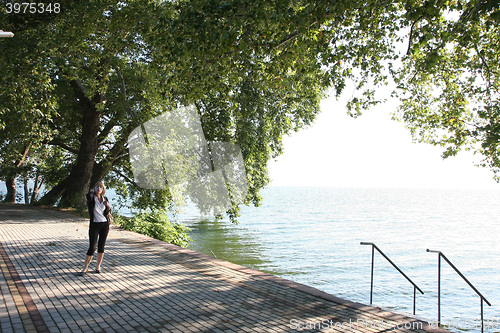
[{"left": 1, "top": 0, "right": 499, "bottom": 218}]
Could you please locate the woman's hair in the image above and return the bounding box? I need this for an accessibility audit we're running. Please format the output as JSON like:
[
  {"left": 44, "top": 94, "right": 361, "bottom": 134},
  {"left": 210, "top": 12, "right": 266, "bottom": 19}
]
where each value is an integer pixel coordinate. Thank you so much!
[{"left": 93, "top": 182, "right": 106, "bottom": 196}]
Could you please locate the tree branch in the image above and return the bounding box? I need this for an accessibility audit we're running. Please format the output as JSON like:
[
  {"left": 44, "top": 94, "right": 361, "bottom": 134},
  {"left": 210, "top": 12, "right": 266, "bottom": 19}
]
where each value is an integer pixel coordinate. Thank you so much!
[
  {"left": 114, "top": 168, "right": 136, "bottom": 185},
  {"left": 407, "top": 15, "right": 424, "bottom": 55},
  {"left": 15, "top": 143, "right": 31, "bottom": 168},
  {"left": 97, "top": 118, "right": 117, "bottom": 146},
  {"left": 272, "top": 31, "right": 300, "bottom": 49},
  {"left": 46, "top": 139, "right": 79, "bottom": 154},
  {"left": 473, "top": 43, "right": 498, "bottom": 94}
]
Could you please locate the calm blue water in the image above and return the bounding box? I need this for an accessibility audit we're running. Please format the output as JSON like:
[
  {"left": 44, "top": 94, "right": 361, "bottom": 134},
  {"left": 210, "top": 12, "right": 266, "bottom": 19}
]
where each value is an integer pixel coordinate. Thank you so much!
[{"left": 179, "top": 187, "right": 500, "bottom": 332}]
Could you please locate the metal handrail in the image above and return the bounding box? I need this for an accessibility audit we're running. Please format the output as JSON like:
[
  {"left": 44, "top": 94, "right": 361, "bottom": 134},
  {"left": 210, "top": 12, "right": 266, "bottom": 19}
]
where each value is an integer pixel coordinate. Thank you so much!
[
  {"left": 361, "top": 242, "right": 424, "bottom": 315},
  {"left": 427, "top": 249, "right": 491, "bottom": 333}
]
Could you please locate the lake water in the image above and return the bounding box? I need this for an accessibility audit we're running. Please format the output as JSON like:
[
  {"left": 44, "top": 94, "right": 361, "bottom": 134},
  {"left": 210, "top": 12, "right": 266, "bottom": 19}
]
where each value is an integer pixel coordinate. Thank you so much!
[{"left": 177, "top": 186, "right": 500, "bottom": 332}]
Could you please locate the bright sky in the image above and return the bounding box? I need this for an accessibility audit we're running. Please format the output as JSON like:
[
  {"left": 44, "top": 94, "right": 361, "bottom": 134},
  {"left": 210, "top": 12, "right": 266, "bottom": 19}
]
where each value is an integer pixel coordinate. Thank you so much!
[{"left": 268, "top": 91, "right": 500, "bottom": 189}]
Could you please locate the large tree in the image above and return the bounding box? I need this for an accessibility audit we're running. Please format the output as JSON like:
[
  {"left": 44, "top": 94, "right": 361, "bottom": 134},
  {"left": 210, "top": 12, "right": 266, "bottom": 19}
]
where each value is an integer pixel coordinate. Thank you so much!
[
  {"left": 1, "top": 0, "right": 499, "bottom": 216},
  {"left": 392, "top": 0, "right": 500, "bottom": 178},
  {"left": 0, "top": 17, "right": 59, "bottom": 202}
]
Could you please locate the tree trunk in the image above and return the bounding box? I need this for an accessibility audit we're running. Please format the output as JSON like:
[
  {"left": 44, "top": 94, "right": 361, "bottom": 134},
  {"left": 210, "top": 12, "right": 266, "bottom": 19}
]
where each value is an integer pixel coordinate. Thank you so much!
[
  {"left": 36, "top": 177, "right": 67, "bottom": 206},
  {"left": 23, "top": 176, "right": 30, "bottom": 204},
  {"left": 31, "top": 174, "right": 44, "bottom": 204},
  {"left": 58, "top": 80, "right": 103, "bottom": 208},
  {"left": 3, "top": 145, "right": 31, "bottom": 203},
  {"left": 3, "top": 177, "right": 17, "bottom": 203}
]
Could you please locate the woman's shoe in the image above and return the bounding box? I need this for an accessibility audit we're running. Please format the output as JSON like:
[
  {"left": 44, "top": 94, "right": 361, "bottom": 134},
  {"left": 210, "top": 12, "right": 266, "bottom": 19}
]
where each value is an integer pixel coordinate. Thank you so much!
[{"left": 95, "top": 269, "right": 101, "bottom": 274}]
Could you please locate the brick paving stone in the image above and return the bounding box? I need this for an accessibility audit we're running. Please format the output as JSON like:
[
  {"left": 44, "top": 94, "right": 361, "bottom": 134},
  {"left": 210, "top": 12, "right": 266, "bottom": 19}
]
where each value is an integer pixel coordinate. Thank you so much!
[{"left": 0, "top": 204, "right": 452, "bottom": 333}]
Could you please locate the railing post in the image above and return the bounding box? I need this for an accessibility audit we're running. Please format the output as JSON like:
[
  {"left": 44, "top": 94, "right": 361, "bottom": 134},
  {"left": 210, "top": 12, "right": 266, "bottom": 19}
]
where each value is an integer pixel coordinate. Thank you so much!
[
  {"left": 413, "top": 286, "right": 416, "bottom": 316},
  {"left": 437, "top": 252, "right": 441, "bottom": 326},
  {"left": 481, "top": 298, "right": 484, "bottom": 333},
  {"left": 370, "top": 244, "right": 374, "bottom": 304}
]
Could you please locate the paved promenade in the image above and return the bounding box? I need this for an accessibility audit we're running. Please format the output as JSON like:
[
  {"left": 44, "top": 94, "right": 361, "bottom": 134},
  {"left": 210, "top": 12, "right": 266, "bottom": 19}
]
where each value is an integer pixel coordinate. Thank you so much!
[{"left": 0, "top": 204, "right": 449, "bottom": 333}]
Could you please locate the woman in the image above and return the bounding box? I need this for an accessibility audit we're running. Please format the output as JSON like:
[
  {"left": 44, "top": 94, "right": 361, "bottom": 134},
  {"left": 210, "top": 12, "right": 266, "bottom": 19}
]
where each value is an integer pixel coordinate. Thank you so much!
[{"left": 80, "top": 182, "right": 112, "bottom": 275}]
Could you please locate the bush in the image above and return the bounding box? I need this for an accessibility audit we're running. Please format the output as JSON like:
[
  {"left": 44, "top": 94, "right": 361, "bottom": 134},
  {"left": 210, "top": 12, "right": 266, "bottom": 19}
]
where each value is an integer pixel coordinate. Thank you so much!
[{"left": 114, "top": 210, "right": 191, "bottom": 248}]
